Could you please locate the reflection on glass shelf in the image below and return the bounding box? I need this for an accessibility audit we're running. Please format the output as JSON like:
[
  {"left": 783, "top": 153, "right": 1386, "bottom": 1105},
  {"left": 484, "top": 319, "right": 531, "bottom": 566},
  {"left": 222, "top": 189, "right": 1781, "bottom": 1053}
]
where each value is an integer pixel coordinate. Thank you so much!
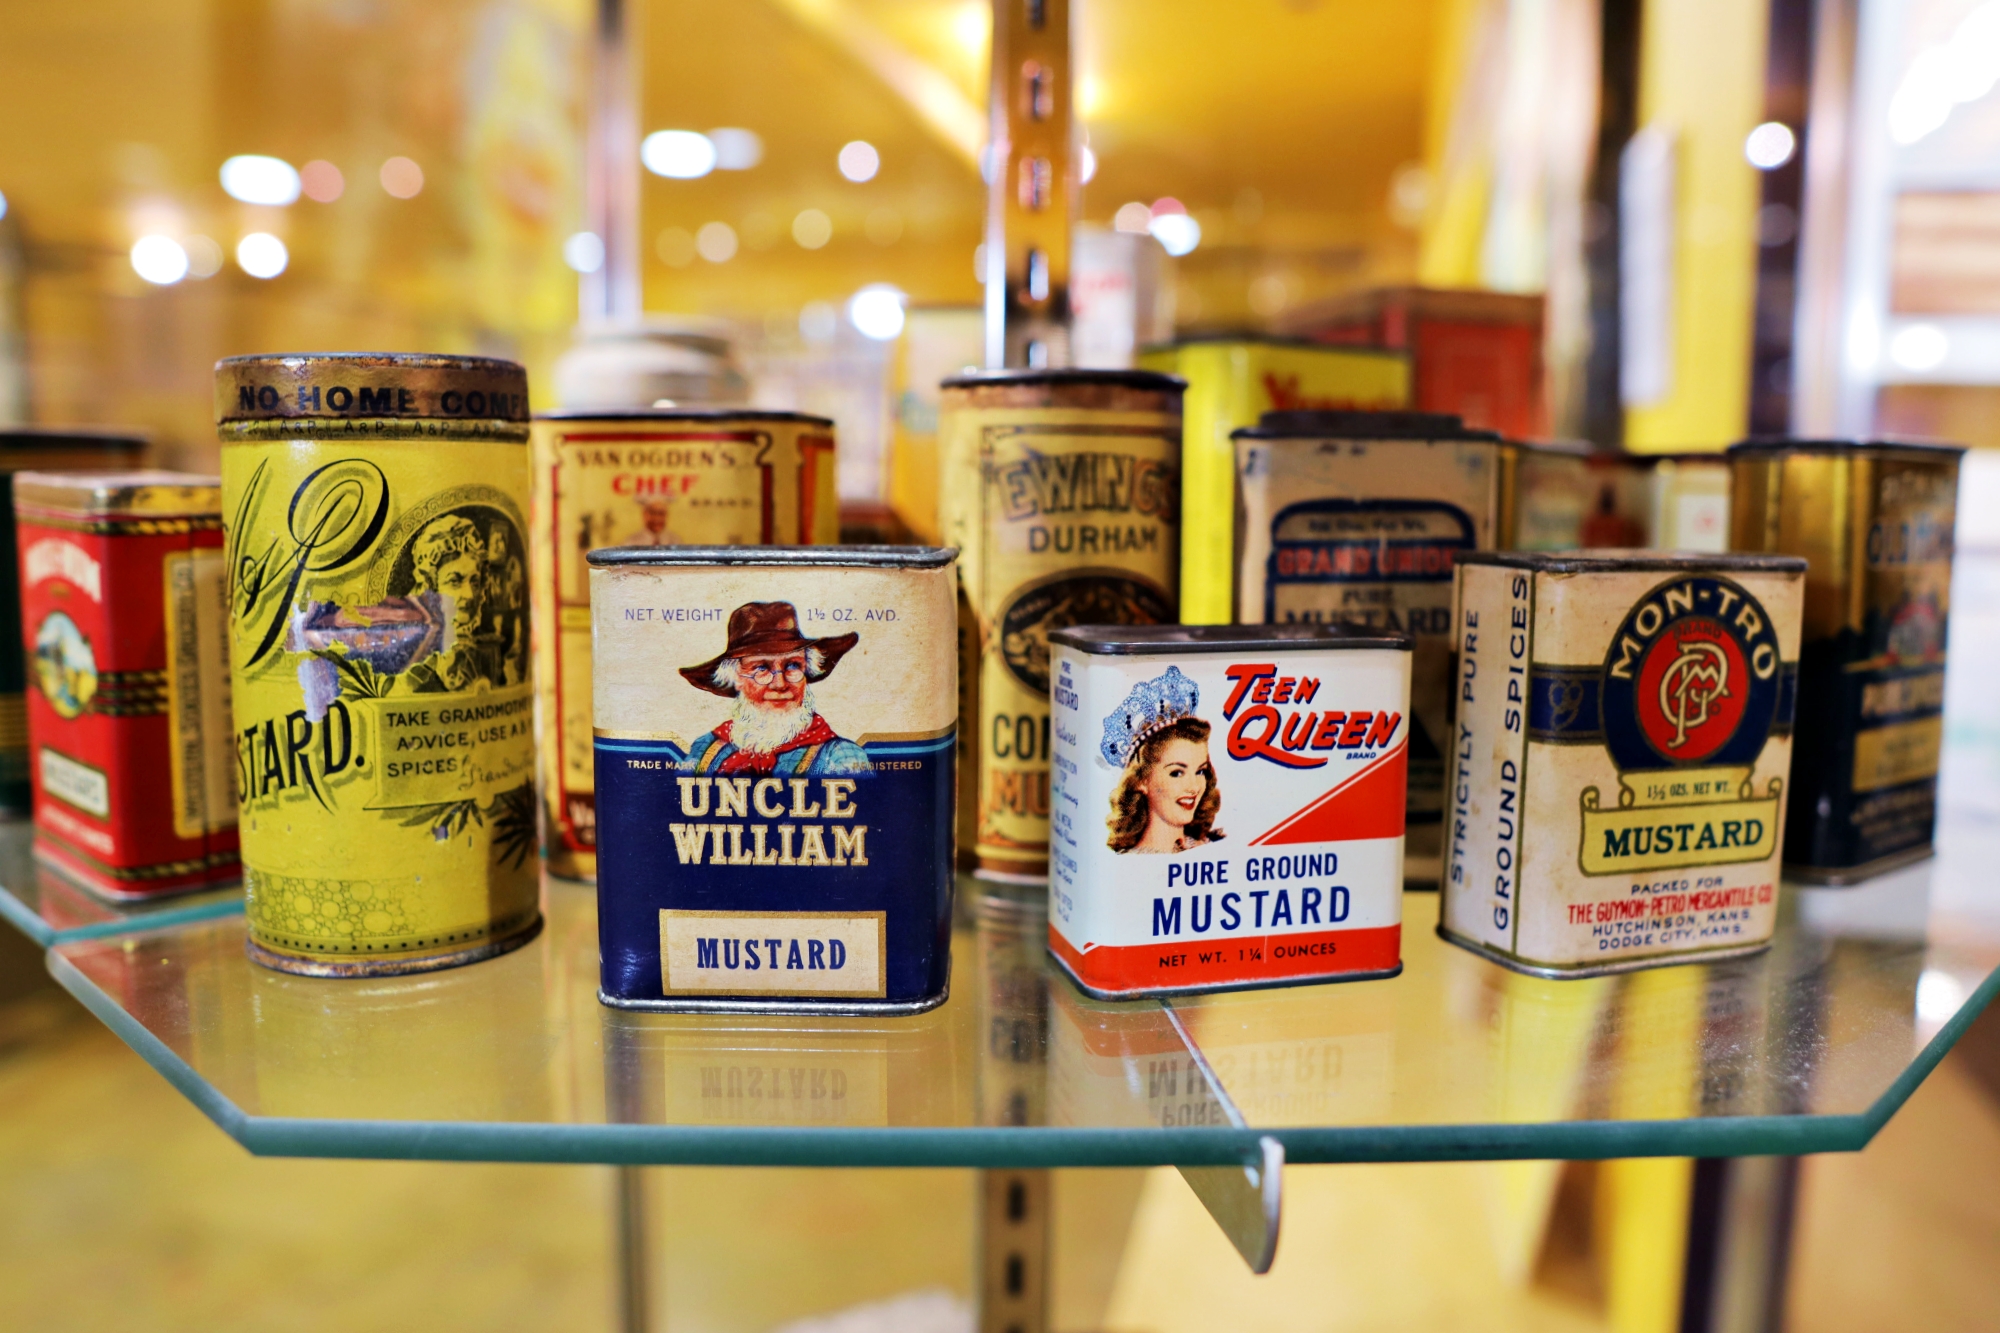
[
  {"left": 0, "top": 818, "right": 242, "bottom": 946},
  {"left": 41, "top": 814, "right": 2000, "bottom": 1167}
]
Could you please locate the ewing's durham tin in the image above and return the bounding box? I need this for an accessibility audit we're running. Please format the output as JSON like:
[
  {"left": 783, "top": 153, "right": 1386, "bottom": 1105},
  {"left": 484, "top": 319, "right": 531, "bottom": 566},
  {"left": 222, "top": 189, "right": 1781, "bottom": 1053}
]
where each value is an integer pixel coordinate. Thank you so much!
[
  {"left": 217, "top": 353, "right": 540, "bottom": 976},
  {"left": 1441, "top": 551, "right": 1806, "bottom": 976},
  {"left": 531, "top": 409, "right": 839, "bottom": 881},
  {"left": 939, "top": 369, "right": 1184, "bottom": 882},
  {"left": 16, "top": 472, "right": 237, "bottom": 896},
  {"left": 0, "top": 429, "right": 149, "bottom": 809},
  {"left": 1233, "top": 409, "right": 1517, "bottom": 887},
  {"left": 1048, "top": 624, "right": 1412, "bottom": 997},
  {"left": 1729, "top": 439, "right": 1963, "bottom": 882},
  {"left": 589, "top": 546, "right": 956, "bottom": 1014}
]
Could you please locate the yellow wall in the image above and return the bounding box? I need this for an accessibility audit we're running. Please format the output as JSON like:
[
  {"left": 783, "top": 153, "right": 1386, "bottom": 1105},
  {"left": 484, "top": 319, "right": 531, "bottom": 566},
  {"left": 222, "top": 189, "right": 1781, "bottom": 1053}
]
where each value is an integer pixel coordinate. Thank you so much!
[{"left": 1623, "top": 0, "right": 1771, "bottom": 452}]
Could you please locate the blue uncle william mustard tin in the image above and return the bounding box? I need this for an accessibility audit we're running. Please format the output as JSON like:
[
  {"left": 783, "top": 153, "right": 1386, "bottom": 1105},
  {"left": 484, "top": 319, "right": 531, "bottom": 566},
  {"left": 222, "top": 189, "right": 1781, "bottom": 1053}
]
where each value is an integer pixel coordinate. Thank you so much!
[{"left": 590, "top": 545, "right": 958, "bottom": 1013}]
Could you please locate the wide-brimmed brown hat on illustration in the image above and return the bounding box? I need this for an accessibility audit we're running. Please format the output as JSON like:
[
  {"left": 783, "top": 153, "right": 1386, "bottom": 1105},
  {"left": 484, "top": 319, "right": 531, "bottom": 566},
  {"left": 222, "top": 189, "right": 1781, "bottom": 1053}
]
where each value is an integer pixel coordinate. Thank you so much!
[{"left": 680, "top": 600, "right": 861, "bottom": 697}]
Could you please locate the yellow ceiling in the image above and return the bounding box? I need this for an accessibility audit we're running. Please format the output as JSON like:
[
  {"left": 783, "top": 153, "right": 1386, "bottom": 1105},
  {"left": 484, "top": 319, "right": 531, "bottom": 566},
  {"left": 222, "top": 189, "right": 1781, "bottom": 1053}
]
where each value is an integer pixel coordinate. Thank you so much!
[{"left": 0, "top": 0, "right": 1437, "bottom": 455}]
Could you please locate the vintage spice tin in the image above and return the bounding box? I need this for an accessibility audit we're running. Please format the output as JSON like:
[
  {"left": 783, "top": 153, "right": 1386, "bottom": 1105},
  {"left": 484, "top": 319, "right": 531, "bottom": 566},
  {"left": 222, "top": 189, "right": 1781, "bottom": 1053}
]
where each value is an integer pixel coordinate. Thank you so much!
[
  {"left": 938, "top": 368, "right": 1184, "bottom": 883},
  {"left": 1134, "top": 337, "right": 1410, "bottom": 624},
  {"left": 1233, "top": 409, "right": 1518, "bottom": 887},
  {"left": 16, "top": 471, "right": 237, "bottom": 896},
  {"left": 0, "top": 429, "right": 149, "bottom": 809},
  {"left": 1441, "top": 550, "right": 1806, "bottom": 976},
  {"left": 530, "top": 409, "right": 838, "bottom": 882},
  {"left": 1047, "top": 623, "right": 1412, "bottom": 998},
  {"left": 589, "top": 545, "right": 957, "bottom": 1014},
  {"left": 216, "top": 353, "right": 540, "bottom": 976},
  {"left": 1728, "top": 439, "right": 1963, "bottom": 881}
]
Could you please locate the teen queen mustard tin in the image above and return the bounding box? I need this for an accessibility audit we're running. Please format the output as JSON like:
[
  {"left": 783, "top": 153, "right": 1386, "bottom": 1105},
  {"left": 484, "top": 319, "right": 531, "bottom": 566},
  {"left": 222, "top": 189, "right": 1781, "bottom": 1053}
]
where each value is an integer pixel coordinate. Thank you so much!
[
  {"left": 216, "top": 353, "right": 540, "bottom": 977},
  {"left": 530, "top": 409, "right": 839, "bottom": 882},
  {"left": 589, "top": 545, "right": 957, "bottom": 1014},
  {"left": 1441, "top": 550, "right": 1806, "bottom": 976},
  {"left": 938, "top": 369, "right": 1184, "bottom": 883},
  {"left": 1048, "top": 624, "right": 1413, "bottom": 998}
]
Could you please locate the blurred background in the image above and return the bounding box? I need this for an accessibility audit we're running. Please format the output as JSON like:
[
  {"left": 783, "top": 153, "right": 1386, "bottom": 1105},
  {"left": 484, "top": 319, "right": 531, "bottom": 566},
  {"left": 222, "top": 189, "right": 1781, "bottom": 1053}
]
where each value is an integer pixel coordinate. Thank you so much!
[{"left": 5, "top": 1, "right": 2000, "bottom": 1331}]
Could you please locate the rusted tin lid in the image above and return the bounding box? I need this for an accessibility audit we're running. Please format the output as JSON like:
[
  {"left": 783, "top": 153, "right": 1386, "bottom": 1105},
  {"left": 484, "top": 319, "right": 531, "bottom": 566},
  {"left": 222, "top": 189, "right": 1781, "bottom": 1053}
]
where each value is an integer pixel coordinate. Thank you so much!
[
  {"left": 1456, "top": 549, "right": 1809, "bottom": 575},
  {"left": 588, "top": 544, "right": 956, "bottom": 570},
  {"left": 1235, "top": 409, "right": 1503, "bottom": 442},
  {"left": 215, "top": 352, "right": 530, "bottom": 441},
  {"left": 1049, "top": 622, "right": 1412, "bottom": 655},
  {"left": 1726, "top": 436, "right": 1968, "bottom": 459},
  {"left": 13, "top": 469, "right": 221, "bottom": 519},
  {"left": 0, "top": 428, "right": 148, "bottom": 472}
]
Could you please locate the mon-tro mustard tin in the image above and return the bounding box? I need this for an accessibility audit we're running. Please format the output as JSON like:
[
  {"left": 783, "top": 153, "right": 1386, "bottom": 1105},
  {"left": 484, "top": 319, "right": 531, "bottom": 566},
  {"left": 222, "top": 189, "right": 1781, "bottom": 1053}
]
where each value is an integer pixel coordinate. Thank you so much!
[
  {"left": 217, "top": 353, "right": 540, "bottom": 977},
  {"left": 1728, "top": 439, "right": 1963, "bottom": 882},
  {"left": 1441, "top": 550, "right": 1805, "bottom": 976},
  {"left": 1047, "top": 623, "right": 1413, "bottom": 998},
  {"left": 531, "top": 408, "right": 839, "bottom": 882},
  {"left": 16, "top": 471, "right": 237, "bottom": 897},
  {"left": 590, "top": 545, "right": 957, "bottom": 1014}
]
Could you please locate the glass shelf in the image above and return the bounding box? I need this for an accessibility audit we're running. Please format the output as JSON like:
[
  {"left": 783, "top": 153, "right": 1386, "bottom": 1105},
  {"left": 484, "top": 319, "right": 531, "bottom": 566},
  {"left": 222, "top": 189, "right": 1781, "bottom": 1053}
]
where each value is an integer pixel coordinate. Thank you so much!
[
  {"left": 41, "top": 815, "right": 2000, "bottom": 1168},
  {"left": 0, "top": 818, "right": 242, "bottom": 947}
]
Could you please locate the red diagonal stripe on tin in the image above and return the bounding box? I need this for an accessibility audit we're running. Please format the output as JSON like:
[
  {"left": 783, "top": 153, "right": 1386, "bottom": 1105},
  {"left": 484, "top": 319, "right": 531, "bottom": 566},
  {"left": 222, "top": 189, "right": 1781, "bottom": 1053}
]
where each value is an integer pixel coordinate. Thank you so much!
[{"left": 1248, "top": 740, "right": 1407, "bottom": 846}]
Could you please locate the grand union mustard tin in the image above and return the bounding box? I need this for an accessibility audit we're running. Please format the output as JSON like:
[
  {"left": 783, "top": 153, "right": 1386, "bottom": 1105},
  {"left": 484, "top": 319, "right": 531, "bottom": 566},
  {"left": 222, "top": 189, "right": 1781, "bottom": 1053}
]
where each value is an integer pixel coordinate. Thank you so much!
[{"left": 217, "top": 353, "right": 540, "bottom": 976}]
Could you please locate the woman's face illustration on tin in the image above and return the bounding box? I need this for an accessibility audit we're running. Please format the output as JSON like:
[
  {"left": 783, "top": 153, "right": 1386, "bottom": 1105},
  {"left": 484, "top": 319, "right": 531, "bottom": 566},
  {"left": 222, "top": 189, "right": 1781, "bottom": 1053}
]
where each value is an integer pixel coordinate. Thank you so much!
[
  {"left": 432, "top": 549, "right": 487, "bottom": 637},
  {"left": 738, "top": 650, "right": 809, "bottom": 709},
  {"left": 1138, "top": 736, "right": 1212, "bottom": 852}
]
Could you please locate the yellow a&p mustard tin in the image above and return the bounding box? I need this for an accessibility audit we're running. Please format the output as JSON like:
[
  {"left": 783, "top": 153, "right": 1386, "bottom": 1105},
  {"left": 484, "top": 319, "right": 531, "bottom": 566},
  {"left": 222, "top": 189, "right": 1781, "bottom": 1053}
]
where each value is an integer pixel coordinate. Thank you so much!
[{"left": 217, "top": 353, "right": 540, "bottom": 976}]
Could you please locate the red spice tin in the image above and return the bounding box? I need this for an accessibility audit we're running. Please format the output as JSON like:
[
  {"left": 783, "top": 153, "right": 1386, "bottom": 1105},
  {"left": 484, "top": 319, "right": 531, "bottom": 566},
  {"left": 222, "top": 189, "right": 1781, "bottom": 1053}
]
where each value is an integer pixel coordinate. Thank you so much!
[{"left": 15, "top": 472, "right": 239, "bottom": 897}]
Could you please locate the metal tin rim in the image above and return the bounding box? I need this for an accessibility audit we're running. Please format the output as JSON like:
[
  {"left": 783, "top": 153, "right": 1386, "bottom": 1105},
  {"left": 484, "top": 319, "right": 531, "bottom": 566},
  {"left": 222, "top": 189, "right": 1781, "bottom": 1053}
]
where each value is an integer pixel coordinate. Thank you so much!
[
  {"left": 596, "top": 979, "right": 950, "bottom": 1016},
  {"left": 1727, "top": 436, "right": 1968, "bottom": 458},
  {"left": 535, "top": 407, "right": 835, "bottom": 427},
  {"left": 0, "top": 428, "right": 150, "bottom": 449},
  {"left": 1784, "top": 844, "right": 1935, "bottom": 885},
  {"left": 1048, "top": 622, "right": 1413, "bottom": 654},
  {"left": 939, "top": 367, "right": 1186, "bottom": 392},
  {"left": 1454, "top": 549, "right": 1809, "bottom": 574},
  {"left": 588, "top": 543, "right": 957, "bottom": 569},
  {"left": 1048, "top": 947, "right": 1403, "bottom": 1000},
  {"left": 217, "top": 350, "right": 528, "bottom": 373},
  {"left": 1234, "top": 410, "right": 1504, "bottom": 443},
  {"left": 13, "top": 470, "right": 220, "bottom": 518},
  {"left": 245, "top": 914, "right": 544, "bottom": 978},
  {"left": 1138, "top": 333, "right": 1406, "bottom": 357},
  {"left": 1435, "top": 923, "right": 1773, "bottom": 978}
]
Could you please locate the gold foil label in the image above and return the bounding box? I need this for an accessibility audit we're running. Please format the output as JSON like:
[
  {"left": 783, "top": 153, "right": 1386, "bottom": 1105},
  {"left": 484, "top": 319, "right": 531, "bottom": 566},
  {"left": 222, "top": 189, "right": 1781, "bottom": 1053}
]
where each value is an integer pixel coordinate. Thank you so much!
[{"left": 1851, "top": 715, "right": 1944, "bottom": 792}]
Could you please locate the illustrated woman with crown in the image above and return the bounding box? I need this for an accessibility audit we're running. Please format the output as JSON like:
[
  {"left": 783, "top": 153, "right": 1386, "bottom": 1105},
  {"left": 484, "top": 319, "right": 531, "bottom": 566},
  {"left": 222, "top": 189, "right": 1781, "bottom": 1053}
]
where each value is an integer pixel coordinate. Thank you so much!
[{"left": 1102, "top": 666, "right": 1224, "bottom": 854}]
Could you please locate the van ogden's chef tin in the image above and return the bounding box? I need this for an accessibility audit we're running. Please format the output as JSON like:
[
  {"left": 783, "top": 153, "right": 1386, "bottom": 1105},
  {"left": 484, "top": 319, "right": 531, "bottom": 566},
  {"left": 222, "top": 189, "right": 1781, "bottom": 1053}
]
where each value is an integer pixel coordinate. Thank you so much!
[
  {"left": 1234, "top": 409, "right": 1517, "bottom": 888},
  {"left": 531, "top": 409, "right": 838, "bottom": 881},
  {"left": 16, "top": 471, "right": 237, "bottom": 896},
  {"left": 939, "top": 369, "right": 1184, "bottom": 883},
  {"left": 590, "top": 545, "right": 957, "bottom": 1014},
  {"left": 1442, "top": 551, "right": 1806, "bottom": 976},
  {"left": 217, "top": 353, "right": 539, "bottom": 976},
  {"left": 1048, "top": 623, "right": 1412, "bottom": 998},
  {"left": 1728, "top": 439, "right": 1963, "bottom": 881}
]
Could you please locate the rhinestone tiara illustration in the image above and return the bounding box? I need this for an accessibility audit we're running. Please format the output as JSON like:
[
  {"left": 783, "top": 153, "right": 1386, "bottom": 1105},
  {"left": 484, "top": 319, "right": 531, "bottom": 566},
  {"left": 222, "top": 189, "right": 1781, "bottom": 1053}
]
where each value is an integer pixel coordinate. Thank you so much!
[{"left": 1101, "top": 665, "right": 1201, "bottom": 767}]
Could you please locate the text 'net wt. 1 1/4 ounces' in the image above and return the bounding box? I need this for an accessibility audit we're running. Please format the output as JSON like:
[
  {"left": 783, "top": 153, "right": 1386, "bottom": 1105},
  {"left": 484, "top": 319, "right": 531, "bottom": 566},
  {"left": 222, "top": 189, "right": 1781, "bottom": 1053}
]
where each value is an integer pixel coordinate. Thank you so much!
[{"left": 217, "top": 353, "right": 540, "bottom": 976}]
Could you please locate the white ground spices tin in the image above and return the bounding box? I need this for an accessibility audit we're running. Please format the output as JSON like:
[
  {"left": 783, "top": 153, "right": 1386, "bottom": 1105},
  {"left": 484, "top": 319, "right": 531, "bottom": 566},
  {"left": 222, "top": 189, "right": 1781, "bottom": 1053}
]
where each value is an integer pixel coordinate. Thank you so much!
[
  {"left": 1442, "top": 551, "right": 1806, "bottom": 976},
  {"left": 1233, "top": 410, "right": 1517, "bottom": 888},
  {"left": 1047, "top": 623, "right": 1412, "bottom": 998}
]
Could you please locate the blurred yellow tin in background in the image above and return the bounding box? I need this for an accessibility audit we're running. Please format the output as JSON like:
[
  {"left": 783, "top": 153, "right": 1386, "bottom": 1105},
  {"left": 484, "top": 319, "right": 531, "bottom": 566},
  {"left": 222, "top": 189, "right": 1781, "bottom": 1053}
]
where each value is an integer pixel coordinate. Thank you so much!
[
  {"left": 529, "top": 409, "right": 838, "bottom": 881},
  {"left": 216, "top": 353, "right": 540, "bottom": 976},
  {"left": 1137, "top": 337, "right": 1409, "bottom": 624}
]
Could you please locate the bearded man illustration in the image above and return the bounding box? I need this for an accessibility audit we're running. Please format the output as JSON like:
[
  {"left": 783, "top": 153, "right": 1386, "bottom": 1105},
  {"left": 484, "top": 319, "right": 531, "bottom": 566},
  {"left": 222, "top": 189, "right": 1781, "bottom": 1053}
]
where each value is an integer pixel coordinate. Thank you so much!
[{"left": 679, "top": 601, "right": 873, "bottom": 776}]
